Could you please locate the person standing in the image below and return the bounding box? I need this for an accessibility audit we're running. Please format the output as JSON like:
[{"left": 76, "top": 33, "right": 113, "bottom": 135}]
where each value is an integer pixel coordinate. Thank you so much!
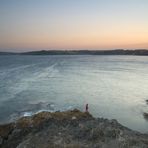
[{"left": 85, "top": 104, "right": 88, "bottom": 112}]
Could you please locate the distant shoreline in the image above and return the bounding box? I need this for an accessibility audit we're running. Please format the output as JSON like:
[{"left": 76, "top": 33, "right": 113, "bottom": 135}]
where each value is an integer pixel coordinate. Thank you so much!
[{"left": 0, "top": 49, "right": 148, "bottom": 56}]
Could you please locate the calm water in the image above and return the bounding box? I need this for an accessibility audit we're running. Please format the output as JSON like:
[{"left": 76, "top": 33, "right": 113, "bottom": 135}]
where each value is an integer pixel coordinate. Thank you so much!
[{"left": 0, "top": 55, "right": 148, "bottom": 132}]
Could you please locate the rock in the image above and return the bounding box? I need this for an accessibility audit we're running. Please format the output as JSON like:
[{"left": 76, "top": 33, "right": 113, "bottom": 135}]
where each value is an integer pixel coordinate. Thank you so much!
[
  {"left": 16, "top": 117, "right": 33, "bottom": 128},
  {"left": 0, "top": 136, "right": 3, "bottom": 145},
  {"left": 143, "top": 112, "right": 148, "bottom": 121},
  {"left": 104, "top": 128, "right": 120, "bottom": 138},
  {"left": 79, "top": 123, "right": 84, "bottom": 128},
  {"left": 0, "top": 109, "right": 148, "bottom": 148},
  {"left": 109, "top": 119, "right": 118, "bottom": 126},
  {"left": 89, "top": 128, "right": 104, "bottom": 140},
  {"left": 72, "top": 116, "right": 77, "bottom": 120},
  {"left": 0, "top": 123, "right": 14, "bottom": 139}
]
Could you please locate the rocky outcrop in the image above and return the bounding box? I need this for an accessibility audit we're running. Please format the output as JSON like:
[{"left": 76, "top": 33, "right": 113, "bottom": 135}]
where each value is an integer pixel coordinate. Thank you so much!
[
  {"left": 143, "top": 100, "right": 148, "bottom": 121},
  {"left": 143, "top": 112, "right": 148, "bottom": 121},
  {"left": 0, "top": 109, "right": 148, "bottom": 148},
  {"left": 146, "top": 100, "right": 148, "bottom": 105}
]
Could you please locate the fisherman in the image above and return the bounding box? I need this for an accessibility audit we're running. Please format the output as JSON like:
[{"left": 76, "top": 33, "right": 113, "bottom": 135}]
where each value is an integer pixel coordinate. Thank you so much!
[{"left": 85, "top": 104, "right": 88, "bottom": 112}]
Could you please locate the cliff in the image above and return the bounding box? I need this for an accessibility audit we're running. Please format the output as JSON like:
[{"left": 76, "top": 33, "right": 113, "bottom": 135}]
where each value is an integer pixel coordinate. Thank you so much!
[{"left": 0, "top": 109, "right": 148, "bottom": 148}]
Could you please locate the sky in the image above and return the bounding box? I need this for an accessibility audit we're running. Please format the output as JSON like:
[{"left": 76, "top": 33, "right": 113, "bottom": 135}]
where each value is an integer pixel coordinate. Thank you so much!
[{"left": 0, "top": 0, "right": 148, "bottom": 52}]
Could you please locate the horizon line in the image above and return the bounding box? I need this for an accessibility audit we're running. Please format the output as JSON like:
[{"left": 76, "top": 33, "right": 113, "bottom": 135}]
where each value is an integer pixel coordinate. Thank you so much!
[{"left": 0, "top": 48, "right": 148, "bottom": 53}]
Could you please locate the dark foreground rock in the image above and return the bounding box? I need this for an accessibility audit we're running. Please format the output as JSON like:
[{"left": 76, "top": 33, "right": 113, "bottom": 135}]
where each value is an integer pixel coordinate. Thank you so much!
[
  {"left": 146, "top": 100, "right": 148, "bottom": 105},
  {"left": 143, "top": 112, "right": 148, "bottom": 121},
  {"left": 0, "top": 109, "right": 148, "bottom": 148}
]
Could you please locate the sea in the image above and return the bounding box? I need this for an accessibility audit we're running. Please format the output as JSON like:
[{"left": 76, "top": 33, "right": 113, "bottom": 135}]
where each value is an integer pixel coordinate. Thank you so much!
[{"left": 0, "top": 55, "right": 148, "bottom": 133}]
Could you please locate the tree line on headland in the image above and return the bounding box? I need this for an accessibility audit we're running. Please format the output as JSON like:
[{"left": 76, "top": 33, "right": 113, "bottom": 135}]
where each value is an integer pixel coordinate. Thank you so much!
[{"left": 0, "top": 49, "right": 148, "bottom": 56}]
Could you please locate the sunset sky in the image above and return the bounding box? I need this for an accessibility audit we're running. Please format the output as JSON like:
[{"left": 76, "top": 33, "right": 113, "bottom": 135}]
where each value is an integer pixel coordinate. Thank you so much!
[{"left": 0, "top": 0, "right": 148, "bottom": 51}]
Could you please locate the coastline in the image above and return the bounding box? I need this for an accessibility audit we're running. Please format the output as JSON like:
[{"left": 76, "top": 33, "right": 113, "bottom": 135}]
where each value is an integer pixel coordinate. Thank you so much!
[
  {"left": 0, "top": 109, "right": 148, "bottom": 148},
  {"left": 0, "top": 49, "right": 148, "bottom": 56}
]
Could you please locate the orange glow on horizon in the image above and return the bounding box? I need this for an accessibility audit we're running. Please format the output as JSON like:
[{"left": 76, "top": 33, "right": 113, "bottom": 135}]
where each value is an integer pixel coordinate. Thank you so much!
[
  {"left": 0, "top": 0, "right": 148, "bottom": 51},
  {"left": 1, "top": 19, "right": 148, "bottom": 50}
]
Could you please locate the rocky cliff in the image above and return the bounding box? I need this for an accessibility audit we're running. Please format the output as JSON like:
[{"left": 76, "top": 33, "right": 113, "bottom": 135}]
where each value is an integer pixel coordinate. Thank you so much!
[{"left": 0, "top": 109, "right": 148, "bottom": 148}]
